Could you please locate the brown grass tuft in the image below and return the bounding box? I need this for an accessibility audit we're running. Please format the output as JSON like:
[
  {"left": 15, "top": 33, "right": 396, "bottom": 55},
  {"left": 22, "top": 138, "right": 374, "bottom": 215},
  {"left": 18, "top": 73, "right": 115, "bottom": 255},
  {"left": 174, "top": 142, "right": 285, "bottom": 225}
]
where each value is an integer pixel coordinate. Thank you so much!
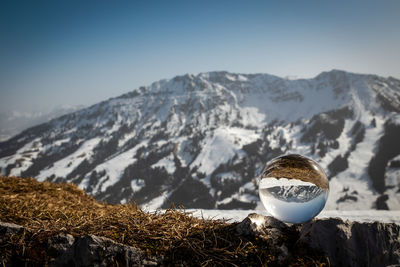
[{"left": 0, "top": 176, "right": 326, "bottom": 266}]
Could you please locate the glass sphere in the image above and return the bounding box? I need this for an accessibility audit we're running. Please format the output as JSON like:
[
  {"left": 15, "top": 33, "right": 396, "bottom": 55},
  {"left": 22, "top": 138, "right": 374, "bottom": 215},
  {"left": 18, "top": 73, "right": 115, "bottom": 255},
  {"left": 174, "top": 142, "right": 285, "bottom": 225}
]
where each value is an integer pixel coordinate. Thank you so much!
[{"left": 259, "top": 154, "right": 329, "bottom": 224}]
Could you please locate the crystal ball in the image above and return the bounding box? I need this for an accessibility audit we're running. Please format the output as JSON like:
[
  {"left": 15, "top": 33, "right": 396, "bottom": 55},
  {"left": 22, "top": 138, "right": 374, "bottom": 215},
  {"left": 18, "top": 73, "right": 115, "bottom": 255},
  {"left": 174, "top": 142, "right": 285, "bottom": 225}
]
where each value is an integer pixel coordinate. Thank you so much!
[{"left": 259, "top": 154, "right": 329, "bottom": 224}]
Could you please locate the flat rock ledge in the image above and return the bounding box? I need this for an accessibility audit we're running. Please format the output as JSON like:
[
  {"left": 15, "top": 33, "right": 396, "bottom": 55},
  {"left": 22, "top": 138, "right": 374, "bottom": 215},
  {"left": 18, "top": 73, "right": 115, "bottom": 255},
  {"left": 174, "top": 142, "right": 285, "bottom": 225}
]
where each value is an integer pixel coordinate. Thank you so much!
[{"left": 236, "top": 213, "right": 400, "bottom": 267}]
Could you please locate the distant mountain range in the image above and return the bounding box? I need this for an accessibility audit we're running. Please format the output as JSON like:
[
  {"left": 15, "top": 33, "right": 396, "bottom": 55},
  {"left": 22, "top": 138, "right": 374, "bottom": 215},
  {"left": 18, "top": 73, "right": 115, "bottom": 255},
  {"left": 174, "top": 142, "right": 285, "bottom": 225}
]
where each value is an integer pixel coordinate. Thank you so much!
[
  {"left": 1, "top": 70, "right": 399, "bottom": 210},
  {"left": 0, "top": 105, "right": 85, "bottom": 142}
]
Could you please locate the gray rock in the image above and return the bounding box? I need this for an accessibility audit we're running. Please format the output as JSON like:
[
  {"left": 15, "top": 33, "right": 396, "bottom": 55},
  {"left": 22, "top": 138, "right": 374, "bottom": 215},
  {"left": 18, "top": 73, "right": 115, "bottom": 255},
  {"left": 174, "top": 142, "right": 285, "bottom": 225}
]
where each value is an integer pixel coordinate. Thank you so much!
[
  {"left": 47, "top": 233, "right": 75, "bottom": 257},
  {"left": 236, "top": 213, "right": 289, "bottom": 236},
  {"left": 299, "top": 218, "right": 400, "bottom": 267},
  {"left": 48, "top": 234, "right": 163, "bottom": 267},
  {"left": 236, "top": 213, "right": 292, "bottom": 263},
  {"left": 236, "top": 214, "right": 400, "bottom": 267},
  {"left": 0, "top": 221, "right": 27, "bottom": 265},
  {"left": 0, "top": 221, "right": 163, "bottom": 267},
  {"left": 236, "top": 213, "right": 291, "bottom": 244},
  {"left": 0, "top": 221, "right": 24, "bottom": 238},
  {"left": 71, "top": 234, "right": 155, "bottom": 267}
]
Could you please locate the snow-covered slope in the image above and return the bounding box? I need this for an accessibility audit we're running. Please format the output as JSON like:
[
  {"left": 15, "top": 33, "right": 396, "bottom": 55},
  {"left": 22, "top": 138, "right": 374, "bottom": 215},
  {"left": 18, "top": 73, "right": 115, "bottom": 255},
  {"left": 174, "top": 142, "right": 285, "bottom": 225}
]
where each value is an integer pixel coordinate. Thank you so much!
[{"left": 1, "top": 70, "right": 399, "bottom": 210}]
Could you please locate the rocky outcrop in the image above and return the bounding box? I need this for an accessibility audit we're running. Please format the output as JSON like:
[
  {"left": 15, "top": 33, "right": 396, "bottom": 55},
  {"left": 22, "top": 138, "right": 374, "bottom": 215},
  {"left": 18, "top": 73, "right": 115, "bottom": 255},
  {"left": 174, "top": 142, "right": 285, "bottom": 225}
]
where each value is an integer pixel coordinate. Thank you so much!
[
  {"left": 0, "top": 221, "right": 163, "bottom": 266},
  {"left": 300, "top": 218, "right": 400, "bottom": 267},
  {"left": 237, "top": 213, "right": 400, "bottom": 267},
  {"left": 2, "top": 215, "right": 400, "bottom": 267}
]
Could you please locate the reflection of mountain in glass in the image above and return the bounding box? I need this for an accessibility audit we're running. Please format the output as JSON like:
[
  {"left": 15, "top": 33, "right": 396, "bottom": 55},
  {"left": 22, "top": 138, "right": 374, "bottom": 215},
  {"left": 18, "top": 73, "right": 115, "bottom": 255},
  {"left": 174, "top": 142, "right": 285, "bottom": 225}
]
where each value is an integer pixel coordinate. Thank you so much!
[
  {"left": 265, "top": 185, "right": 325, "bottom": 202},
  {"left": 259, "top": 154, "right": 329, "bottom": 224},
  {"left": 259, "top": 182, "right": 328, "bottom": 223},
  {"left": 259, "top": 181, "right": 328, "bottom": 224}
]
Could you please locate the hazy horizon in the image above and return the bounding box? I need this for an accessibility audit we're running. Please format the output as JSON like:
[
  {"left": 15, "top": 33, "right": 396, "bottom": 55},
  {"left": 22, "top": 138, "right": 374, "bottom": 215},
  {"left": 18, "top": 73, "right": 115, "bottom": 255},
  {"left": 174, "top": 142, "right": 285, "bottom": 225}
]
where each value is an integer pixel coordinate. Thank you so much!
[{"left": 1, "top": 0, "right": 399, "bottom": 114}]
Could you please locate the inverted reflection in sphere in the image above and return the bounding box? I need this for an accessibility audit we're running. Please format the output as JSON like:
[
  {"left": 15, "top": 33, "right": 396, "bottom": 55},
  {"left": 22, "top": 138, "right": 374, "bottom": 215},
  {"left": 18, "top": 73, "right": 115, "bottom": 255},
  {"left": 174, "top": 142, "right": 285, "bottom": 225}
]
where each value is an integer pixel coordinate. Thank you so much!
[{"left": 259, "top": 154, "right": 329, "bottom": 224}]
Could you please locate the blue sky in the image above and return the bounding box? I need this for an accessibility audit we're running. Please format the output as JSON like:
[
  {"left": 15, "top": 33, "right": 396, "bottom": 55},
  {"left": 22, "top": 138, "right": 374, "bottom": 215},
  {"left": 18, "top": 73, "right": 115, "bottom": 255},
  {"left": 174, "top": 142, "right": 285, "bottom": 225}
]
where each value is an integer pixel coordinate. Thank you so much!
[{"left": 1, "top": 0, "right": 399, "bottom": 113}]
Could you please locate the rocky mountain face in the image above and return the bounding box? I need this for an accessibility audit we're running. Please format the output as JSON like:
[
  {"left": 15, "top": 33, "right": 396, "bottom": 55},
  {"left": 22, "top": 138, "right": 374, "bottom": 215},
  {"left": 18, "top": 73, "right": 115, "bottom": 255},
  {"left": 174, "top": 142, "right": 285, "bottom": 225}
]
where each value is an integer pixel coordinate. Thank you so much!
[{"left": 0, "top": 70, "right": 399, "bottom": 210}]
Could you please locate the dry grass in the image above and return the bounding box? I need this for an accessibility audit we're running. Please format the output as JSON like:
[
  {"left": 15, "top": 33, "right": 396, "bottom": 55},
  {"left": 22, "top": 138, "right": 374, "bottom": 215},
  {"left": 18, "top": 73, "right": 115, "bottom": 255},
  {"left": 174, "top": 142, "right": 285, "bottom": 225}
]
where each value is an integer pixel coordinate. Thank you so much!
[{"left": 0, "top": 176, "right": 326, "bottom": 266}]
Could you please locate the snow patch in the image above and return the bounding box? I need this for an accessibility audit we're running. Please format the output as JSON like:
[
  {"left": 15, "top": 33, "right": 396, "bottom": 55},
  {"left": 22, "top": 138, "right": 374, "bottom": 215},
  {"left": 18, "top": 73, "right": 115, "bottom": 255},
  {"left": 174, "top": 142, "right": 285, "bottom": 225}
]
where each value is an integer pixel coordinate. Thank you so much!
[
  {"left": 79, "top": 140, "right": 149, "bottom": 192},
  {"left": 131, "top": 179, "right": 145, "bottom": 192},
  {"left": 152, "top": 153, "right": 176, "bottom": 174},
  {"left": 141, "top": 191, "right": 172, "bottom": 210},
  {"left": 191, "top": 127, "right": 260, "bottom": 175},
  {"left": 37, "top": 137, "right": 102, "bottom": 182},
  {"left": 259, "top": 177, "right": 318, "bottom": 188},
  {"left": 0, "top": 138, "right": 43, "bottom": 176},
  {"left": 183, "top": 209, "right": 400, "bottom": 224}
]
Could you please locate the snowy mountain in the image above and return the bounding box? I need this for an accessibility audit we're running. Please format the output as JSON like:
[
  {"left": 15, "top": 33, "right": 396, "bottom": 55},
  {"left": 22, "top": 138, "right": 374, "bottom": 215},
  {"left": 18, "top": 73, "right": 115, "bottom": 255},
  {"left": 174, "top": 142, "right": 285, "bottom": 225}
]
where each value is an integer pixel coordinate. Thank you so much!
[{"left": 1, "top": 70, "right": 399, "bottom": 210}]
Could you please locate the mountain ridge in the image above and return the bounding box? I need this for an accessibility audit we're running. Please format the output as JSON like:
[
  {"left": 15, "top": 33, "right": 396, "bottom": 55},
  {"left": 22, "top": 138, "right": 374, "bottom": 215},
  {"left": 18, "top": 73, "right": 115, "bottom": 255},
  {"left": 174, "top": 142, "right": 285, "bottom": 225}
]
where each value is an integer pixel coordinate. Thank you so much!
[{"left": 1, "top": 69, "right": 399, "bottom": 211}]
